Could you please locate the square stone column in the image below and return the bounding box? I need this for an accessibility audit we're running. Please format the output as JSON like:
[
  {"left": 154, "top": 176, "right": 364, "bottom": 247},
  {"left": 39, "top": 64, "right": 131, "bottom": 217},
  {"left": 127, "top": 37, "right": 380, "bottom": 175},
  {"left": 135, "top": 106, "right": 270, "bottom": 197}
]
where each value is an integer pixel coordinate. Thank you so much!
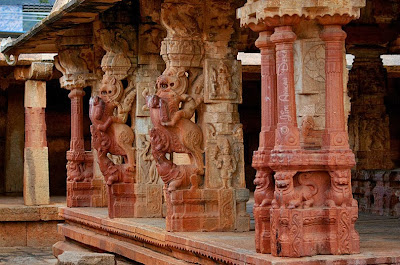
[
  {"left": 24, "top": 80, "right": 50, "bottom": 205},
  {"left": 238, "top": 0, "right": 365, "bottom": 258}
]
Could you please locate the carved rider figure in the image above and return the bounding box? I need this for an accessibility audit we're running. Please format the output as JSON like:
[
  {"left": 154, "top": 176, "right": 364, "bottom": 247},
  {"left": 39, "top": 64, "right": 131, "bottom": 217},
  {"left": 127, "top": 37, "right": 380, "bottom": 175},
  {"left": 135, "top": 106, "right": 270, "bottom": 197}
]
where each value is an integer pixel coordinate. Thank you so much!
[
  {"left": 147, "top": 68, "right": 204, "bottom": 191},
  {"left": 89, "top": 75, "right": 135, "bottom": 185}
]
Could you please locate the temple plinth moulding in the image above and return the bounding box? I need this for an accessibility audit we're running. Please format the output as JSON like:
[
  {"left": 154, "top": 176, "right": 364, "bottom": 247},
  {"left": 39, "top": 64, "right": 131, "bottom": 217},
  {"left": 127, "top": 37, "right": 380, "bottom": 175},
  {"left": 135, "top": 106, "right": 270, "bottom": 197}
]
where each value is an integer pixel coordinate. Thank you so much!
[{"left": 238, "top": 0, "right": 365, "bottom": 257}]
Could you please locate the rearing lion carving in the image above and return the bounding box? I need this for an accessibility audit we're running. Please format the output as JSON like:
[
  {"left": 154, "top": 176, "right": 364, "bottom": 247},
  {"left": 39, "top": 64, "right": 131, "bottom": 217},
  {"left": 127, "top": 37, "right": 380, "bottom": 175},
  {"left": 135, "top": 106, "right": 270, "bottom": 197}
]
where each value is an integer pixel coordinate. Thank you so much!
[{"left": 147, "top": 68, "right": 204, "bottom": 191}]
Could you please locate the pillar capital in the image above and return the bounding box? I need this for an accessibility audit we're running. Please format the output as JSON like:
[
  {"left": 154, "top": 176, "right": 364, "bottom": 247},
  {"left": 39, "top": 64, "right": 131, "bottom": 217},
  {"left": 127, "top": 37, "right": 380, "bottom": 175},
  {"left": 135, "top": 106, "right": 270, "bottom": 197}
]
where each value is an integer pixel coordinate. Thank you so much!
[
  {"left": 98, "top": 25, "right": 137, "bottom": 80},
  {"left": 55, "top": 47, "right": 96, "bottom": 90},
  {"left": 14, "top": 62, "right": 53, "bottom": 81},
  {"left": 237, "top": 0, "right": 365, "bottom": 29}
]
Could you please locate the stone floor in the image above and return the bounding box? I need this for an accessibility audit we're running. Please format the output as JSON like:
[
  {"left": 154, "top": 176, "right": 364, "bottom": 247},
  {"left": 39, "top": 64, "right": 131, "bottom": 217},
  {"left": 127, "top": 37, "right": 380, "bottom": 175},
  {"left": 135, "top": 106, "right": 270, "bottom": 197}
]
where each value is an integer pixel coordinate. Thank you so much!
[
  {"left": 0, "top": 247, "right": 139, "bottom": 264},
  {"left": 0, "top": 247, "right": 57, "bottom": 265},
  {"left": 59, "top": 205, "right": 400, "bottom": 265}
]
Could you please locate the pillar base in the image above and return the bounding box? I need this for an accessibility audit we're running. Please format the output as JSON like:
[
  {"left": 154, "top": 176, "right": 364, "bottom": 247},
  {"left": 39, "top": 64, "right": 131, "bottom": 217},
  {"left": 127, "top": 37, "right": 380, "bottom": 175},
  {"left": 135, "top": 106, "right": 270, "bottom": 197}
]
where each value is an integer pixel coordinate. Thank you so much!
[
  {"left": 132, "top": 184, "right": 163, "bottom": 218},
  {"left": 270, "top": 207, "right": 360, "bottom": 257},
  {"left": 254, "top": 206, "right": 271, "bottom": 254},
  {"left": 165, "top": 188, "right": 249, "bottom": 232},
  {"left": 24, "top": 147, "right": 50, "bottom": 206},
  {"left": 107, "top": 183, "right": 136, "bottom": 219},
  {"left": 67, "top": 180, "right": 106, "bottom": 207}
]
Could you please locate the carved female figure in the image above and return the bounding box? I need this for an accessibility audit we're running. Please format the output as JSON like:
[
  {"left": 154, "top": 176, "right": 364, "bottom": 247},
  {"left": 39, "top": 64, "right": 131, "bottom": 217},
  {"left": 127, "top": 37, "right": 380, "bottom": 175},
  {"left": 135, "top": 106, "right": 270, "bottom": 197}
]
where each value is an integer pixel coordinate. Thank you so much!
[{"left": 214, "top": 138, "right": 236, "bottom": 189}]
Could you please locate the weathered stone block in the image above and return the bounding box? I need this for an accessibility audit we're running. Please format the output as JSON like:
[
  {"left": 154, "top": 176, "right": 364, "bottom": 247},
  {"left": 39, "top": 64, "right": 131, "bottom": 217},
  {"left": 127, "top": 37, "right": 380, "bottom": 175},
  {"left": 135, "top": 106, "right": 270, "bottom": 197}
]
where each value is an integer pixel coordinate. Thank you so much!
[
  {"left": 24, "top": 147, "right": 50, "bottom": 205},
  {"left": 24, "top": 80, "right": 46, "bottom": 108},
  {"left": 57, "top": 251, "right": 116, "bottom": 265}
]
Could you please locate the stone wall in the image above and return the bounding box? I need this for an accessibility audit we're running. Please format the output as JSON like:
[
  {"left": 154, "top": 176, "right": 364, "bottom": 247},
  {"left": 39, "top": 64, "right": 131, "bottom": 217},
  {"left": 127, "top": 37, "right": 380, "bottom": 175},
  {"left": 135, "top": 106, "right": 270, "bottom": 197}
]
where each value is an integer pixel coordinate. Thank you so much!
[{"left": 351, "top": 73, "right": 400, "bottom": 217}]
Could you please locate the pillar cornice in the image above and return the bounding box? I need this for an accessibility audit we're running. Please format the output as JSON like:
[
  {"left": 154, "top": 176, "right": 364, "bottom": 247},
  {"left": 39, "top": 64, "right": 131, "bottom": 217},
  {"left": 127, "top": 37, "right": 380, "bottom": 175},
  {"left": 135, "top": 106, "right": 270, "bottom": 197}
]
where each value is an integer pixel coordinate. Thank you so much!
[{"left": 237, "top": 0, "right": 365, "bottom": 29}]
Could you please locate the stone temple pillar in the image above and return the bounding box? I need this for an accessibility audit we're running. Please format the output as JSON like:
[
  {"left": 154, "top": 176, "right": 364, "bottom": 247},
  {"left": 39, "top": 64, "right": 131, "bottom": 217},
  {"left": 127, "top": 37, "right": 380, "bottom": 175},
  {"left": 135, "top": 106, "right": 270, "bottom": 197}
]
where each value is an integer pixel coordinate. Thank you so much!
[
  {"left": 348, "top": 46, "right": 393, "bottom": 170},
  {"left": 92, "top": 25, "right": 138, "bottom": 218},
  {"left": 135, "top": 14, "right": 165, "bottom": 217},
  {"left": 251, "top": 28, "right": 276, "bottom": 254},
  {"left": 238, "top": 0, "right": 365, "bottom": 257},
  {"left": 14, "top": 62, "right": 53, "bottom": 205},
  {"left": 147, "top": 0, "right": 249, "bottom": 232},
  {"left": 55, "top": 44, "right": 99, "bottom": 207}
]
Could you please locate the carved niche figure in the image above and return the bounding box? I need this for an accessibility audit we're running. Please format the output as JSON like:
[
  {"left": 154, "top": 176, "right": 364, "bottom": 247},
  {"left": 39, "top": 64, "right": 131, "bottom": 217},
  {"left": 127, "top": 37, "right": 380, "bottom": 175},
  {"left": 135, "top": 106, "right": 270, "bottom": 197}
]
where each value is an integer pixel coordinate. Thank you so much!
[
  {"left": 326, "top": 170, "right": 357, "bottom": 207},
  {"left": 272, "top": 171, "right": 318, "bottom": 209},
  {"left": 212, "top": 138, "right": 237, "bottom": 189},
  {"left": 147, "top": 68, "right": 204, "bottom": 192},
  {"left": 210, "top": 61, "right": 236, "bottom": 100},
  {"left": 89, "top": 75, "right": 136, "bottom": 185},
  {"left": 138, "top": 135, "right": 159, "bottom": 184}
]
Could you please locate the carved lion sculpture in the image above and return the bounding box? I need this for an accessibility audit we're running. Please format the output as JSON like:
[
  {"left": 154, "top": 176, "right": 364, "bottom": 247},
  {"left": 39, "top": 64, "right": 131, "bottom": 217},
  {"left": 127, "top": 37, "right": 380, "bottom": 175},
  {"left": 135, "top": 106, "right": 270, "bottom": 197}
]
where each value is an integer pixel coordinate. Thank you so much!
[
  {"left": 147, "top": 71, "right": 204, "bottom": 191},
  {"left": 253, "top": 170, "right": 274, "bottom": 207},
  {"left": 272, "top": 171, "right": 318, "bottom": 209},
  {"left": 90, "top": 96, "right": 135, "bottom": 185},
  {"left": 66, "top": 160, "right": 93, "bottom": 182},
  {"left": 326, "top": 170, "right": 357, "bottom": 207}
]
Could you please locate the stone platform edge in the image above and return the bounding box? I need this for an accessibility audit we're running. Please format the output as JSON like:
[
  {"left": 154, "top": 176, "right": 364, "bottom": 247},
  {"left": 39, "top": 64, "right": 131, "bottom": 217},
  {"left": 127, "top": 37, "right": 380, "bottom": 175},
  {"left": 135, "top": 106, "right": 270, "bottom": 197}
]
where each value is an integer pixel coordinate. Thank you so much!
[
  {"left": 59, "top": 207, "right": 249, "bottom": 264},
  {"left": 59, "top": 207, "right": 400, "bottom": 265}
]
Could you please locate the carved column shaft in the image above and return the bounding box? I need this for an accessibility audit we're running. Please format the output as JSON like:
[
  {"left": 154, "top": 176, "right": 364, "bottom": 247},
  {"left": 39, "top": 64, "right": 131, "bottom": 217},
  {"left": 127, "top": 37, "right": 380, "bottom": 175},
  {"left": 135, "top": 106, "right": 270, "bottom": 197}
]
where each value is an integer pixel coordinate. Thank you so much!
[
  {"left": 271, "top": 26, "right": 300, "bottom": 149},
  {"left": 258, "top": 30, "right": 277, "bottom": 150},
  {"left": 25, "top": 107, "right": 46, "bottom": 148},
  {"left": 24, "top": 79, "right": 50, "bottom": 205},
  {"left": 15, "top": 62, "right": 53, "bottom": 206},
  {"left": 320, "top": 24, "right": 348, "bottom": 149},
  {"left": 55, "top": 44, "right": 97, "bottom": 207},
  {"left": 68, "top": 88, "right": 85, "bottom": 153}
]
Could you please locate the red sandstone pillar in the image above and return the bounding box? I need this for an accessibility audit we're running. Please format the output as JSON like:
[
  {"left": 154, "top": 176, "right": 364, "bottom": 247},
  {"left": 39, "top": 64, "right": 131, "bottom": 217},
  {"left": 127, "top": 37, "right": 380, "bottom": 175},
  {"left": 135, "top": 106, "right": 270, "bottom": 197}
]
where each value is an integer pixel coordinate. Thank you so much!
[
  {"left": 68, "top": 88, "right": 85, "bottom": 154},
  {"left": 24, "top": 80, "right": 50, "bottom": 205},
  {"left": 270, "top": 26, "right": 300, "bottom": 149},
  {"left": 258, "top": 30, "right": 277, "bottom": 151},
  {"left": 252, "top": 29, "right": 276, "bottom": 254},
  {"left": 319, "top": 18, "right": 350, "bottom": 150}
]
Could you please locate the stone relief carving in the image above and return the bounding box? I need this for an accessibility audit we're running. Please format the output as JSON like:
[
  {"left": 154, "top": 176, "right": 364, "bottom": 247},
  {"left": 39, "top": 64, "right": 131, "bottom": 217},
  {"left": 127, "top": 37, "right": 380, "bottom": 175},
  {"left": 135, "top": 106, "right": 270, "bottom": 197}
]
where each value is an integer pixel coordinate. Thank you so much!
[
  {"left": 66, "top": 160, "right": 93, "bottom": 183},
  {"left": 253, "top": 170, "right": 274, "bottom": 207},
  {"left": 161, "top": 3, "right": 202, "bottom": 38},
  {"left": 304, "top": 44, "right": 325, "bottom": 83},
  {"left": 272, "top": 171, "right": 318, "bottom": 209},
  {"left": 326, "top": 170, "right": 357, "bottom": 207},
  {"left": 205, "top": 59, "right": 242, "bottom": 103},
  {"left": 147, "top": 68, "right": 204, "bottom": 191},
  {"left": 206, "top": 0, "right": 234, "bottom": 42},
  {"left": 139, "top": 25, "right": 165, "bottom": 55},
  {"left": 211, "top": 138, "right": 238, "bottom": 189},
  {"left": 89, "top": 86, "right": 135, "bottom": 185},
  {"left": 138, "top": 134, "right": 159, "bottom": 184},
  {"left": 98, "top": 26, "right": 137, "bottom": 79}
]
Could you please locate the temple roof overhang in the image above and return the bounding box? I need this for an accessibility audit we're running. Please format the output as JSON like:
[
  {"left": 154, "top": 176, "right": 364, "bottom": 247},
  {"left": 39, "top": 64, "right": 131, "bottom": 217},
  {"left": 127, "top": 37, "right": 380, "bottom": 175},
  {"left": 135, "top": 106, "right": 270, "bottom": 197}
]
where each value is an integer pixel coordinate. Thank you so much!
[{"left": 1, "top": 0, "right": 121, "bottom": 56}]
